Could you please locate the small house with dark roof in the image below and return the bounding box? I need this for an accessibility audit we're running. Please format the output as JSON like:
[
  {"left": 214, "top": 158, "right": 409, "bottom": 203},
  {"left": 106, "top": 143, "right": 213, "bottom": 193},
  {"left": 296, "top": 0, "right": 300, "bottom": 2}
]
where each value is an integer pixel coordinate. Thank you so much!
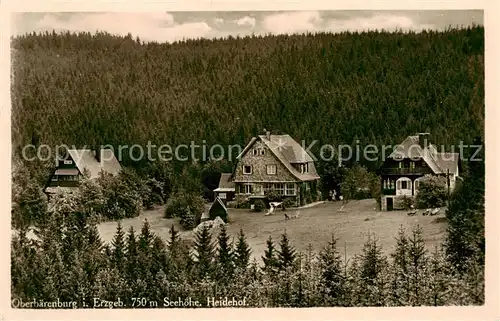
[
  {"left": 379, "top": 133, "right": 461, "bottom": 211},
  {"left": 213, "top": 173, "right": 235, "bottom": 203},
  {"left": 45, "top": 148, "right": 122, "bottom": 195},
  {"left": 219, "top": 131, "right": 320, "bottom": 207}
]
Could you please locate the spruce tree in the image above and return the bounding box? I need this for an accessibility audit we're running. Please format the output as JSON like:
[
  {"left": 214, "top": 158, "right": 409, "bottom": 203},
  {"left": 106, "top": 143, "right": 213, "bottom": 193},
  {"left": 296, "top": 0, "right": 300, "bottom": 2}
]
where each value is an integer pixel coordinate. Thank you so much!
[
  {"left": 111, "top": 222, "right": 126, "bottom": 271},
  {"left": 406, "top": 225, "right": 429, "bottom": 306},
  {"left": 125, "top": 226, "right": 139, "bottom": 281},
  {"left": 389, "top": 225, "right": 411, "bottom": 305},
  {"left": 318, "top": 234, "right": 346, "bottom": 306},
  {"left": 216, "top": 225, "right": 234, "bottom": 280},
  {"left": 233, "top": 228, "right": 251, "bottom": 271},
  {"left": 262, "top": 235, "right": 278, "bottom": 273},
  {"left": 356, "top": 234, "right": 389, "bottom": 306},
  {"left": 277, "top": 231, "right": 296, "bottom": 271},
  {"left": 193, "top": 224, "right": 215, "bottom": 279}
]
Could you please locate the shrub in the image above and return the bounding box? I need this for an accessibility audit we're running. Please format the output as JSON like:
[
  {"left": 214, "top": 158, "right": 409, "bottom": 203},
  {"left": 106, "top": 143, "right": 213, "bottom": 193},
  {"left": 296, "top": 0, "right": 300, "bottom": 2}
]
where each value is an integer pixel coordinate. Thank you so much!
[
  {"left": 398, "top": 195, "right": 415, "bottom": 210},
  {"left": 97, "top": 172, "right": 142, "bottom": 220},
  {"left": 265, "top": 190, "right": 281, "bottom": 202},
  {"left": 164, "top": 191, "right": 205, "bottom": 229},
  {"left": 282, "top": 197, "right": 296, "bottom": 210},
  {"left": 416, "top": 175, "right": 448, "bottom": 209},
  {"left": 180, "top": 211, "right": 197, "bottom": 230},
  {"left": 226, "top": 201, "right": 237, "bottom": 208},
  {"left": 253, "top": 199, "right": 266, "bottom": 212},
  {"left": 234, "top": 195, "right": 250, "bottom": 209}
]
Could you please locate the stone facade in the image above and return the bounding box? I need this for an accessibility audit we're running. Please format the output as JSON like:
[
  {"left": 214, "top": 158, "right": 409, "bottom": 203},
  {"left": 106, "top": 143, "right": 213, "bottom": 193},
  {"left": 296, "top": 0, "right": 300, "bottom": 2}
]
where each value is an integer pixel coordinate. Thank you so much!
[{"left": 233, "top": 140, "right": 297, "bottom": 183}]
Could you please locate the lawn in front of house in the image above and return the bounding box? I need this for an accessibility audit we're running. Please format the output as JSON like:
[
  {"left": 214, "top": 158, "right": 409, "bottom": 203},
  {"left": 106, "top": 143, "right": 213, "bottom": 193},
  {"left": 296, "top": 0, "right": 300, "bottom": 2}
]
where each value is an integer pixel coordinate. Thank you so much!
[{"left": 97, "top": 199, "right": 448, "bottom": 262}]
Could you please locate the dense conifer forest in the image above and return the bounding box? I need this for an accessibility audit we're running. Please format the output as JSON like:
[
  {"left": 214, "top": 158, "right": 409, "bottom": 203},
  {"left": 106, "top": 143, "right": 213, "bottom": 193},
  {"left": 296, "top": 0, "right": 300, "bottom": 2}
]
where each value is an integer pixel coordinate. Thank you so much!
[{"left": 11, "top": 26, "right": 484, "bottom": 168}]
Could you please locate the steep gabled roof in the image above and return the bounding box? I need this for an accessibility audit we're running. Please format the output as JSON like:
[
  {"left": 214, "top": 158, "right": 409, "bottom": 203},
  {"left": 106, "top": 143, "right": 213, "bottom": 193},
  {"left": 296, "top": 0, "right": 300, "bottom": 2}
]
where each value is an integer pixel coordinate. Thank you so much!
[
  {"left": 214, "top": 173, "right": 235, "bottom": 192},
  {"left": 68, "top": 149, "right": 122, "bottom": 179},
  {"left": 387, "top": 135, "right": 459, "bottom": 176},
  {"left": 237, "top": 134, "right": 320, "bottom": 181}
]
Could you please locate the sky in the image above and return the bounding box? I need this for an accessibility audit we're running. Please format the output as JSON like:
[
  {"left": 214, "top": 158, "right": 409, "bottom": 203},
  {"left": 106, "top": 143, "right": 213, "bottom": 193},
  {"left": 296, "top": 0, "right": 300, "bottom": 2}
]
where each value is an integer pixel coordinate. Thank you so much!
[{"left": 12, "top": 11, "right": 483, "bottom": 43}]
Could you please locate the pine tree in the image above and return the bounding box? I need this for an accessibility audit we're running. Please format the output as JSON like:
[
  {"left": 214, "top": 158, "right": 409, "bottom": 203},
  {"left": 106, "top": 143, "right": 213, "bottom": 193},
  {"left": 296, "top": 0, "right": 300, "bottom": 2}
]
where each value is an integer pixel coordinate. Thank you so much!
[
  {"left": 426, "top": 246, "right": 451, "bottom": 306},
  {"left": 262, "top": 235, "right": 278, "bottom": 273},
  {"left": 216, "top": 225, "right": 234, "bottom": 281},
  {"left": 138, "top": 219, "right": 154, "bottom": 269},
  {"left": 318, "top": 234, "right": 346, "bottom": 306},
  {"left": 111, "top": 222, "right": 126, "bottom": 271},
  {"left": 406, "top": 225, "right": 429, "bottom": 306},
  {"left": 150, "top": 236, "right": 169, "bottom": 280},
  {"left": 389, "top": 225, "right": 411, "bottom": 306},
  {"left": 193, "top": 224, "right": 214, "bottom": 279},
  {"left": 233, "top": 228, "right": 251, "bottom": 271},
  {"left": 355, "top": 234, "right": 389, "bottom": 306},
  {"left": 277, "top": 231, "right": 296, "bottom": 271},
  {"left": 445, "top": 138, "right": 485, "bottom": 272},
  {"left": 125, "top": 226, "right": 139, "bottom": 281}
]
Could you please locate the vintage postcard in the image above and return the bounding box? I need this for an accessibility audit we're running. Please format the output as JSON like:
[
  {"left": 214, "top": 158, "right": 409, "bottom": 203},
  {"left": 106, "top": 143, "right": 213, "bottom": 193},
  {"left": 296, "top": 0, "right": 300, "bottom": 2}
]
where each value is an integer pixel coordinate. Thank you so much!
[{"left": 1, "top": 1, "right": 498, "bottom": 320}]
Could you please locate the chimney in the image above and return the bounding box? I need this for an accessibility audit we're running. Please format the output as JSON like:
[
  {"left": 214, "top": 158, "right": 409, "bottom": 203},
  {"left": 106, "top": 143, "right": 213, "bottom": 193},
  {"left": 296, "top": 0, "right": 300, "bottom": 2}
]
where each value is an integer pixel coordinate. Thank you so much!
[
  {"left": 265, "top": 130, "right": 271, "bottom": 140},
  {"left": 418, "top": 133, "right": 430, "bottom": 149}
]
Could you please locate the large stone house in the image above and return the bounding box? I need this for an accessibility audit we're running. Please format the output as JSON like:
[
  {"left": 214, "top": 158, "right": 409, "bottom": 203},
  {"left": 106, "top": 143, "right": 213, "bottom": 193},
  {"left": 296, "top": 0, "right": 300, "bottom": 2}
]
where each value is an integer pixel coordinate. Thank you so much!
[
  {"left": 379, "top": 133, "right": 461, "bottom": 211},
  {"left": 214, "top": 131, "right": 320, "bottom": 206},
  {"left": 45, "top": 148, "right": 122, "bottom": 195}
]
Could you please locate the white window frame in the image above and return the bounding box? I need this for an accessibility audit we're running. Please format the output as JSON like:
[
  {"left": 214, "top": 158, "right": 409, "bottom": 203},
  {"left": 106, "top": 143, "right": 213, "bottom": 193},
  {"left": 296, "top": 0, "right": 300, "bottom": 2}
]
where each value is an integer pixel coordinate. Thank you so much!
[
  {"left": 64, "top": 160, "right": 73, "bottom": 165},
  {"left": 219, "top": 193, "right": 227, "bottom": 199},
  {"left": 285, "top": 183, "right": 295, "bottom": 195},
  {"left": 266, "top": 164, "right": 277, "bottom": 175},
  {"left": 244, "top": 184, "right": 253, "bottom": 194},
  {"left": 51, "top": 175, "right": 58, "bottom": 181},
  {"left": 243, "top": 165, "right": 252, "bottom": 175}
]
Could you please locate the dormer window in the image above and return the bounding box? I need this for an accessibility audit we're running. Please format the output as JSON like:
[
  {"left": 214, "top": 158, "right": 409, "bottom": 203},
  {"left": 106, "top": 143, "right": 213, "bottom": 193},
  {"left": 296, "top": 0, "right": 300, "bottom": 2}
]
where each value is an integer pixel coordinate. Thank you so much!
[{"left": 299, "top": 163, "right": 309, "bottom": 173}]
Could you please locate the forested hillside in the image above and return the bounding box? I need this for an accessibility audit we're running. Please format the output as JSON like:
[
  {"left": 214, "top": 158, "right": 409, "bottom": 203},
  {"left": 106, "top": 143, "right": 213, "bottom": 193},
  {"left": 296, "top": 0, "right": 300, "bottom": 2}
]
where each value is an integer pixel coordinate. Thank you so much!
[{"left": 11, "top": 26, "right": 484, "bottom": 169}]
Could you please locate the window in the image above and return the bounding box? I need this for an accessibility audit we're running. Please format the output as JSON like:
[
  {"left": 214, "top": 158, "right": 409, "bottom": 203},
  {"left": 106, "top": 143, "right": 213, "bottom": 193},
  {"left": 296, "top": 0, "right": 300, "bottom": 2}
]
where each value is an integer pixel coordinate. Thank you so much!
[
  {"left": 401, "top": 181, "right": 409, "bottom": 189},
  {"left": 253, "top": 149, "right": 258, "bottom": 156},
  {"left": 414, "top": 179, "right": 420, "bottom": 191},
  {"left": 243, "top": 165, "right": 252, "bottom": 174},
  {"left": 286, "top": 183, "right": 295, "bottom": 195},
  {"left": 398, "top": 161, "right": 403, "bottom": 169},
  {"left": 275, "top": 183, "right": 285, "bottom": 195},
  {"left": 299, "top": 163, "right": 309, "bottom": 173},
  {"left": 64, "top": 160, "right": 73, "bottom": 165},
  {"left": 219, "top": 193, "right": 226, "bottom": 199},
  {"left": 410, "top": 162, "right": 415, "bottom": 170},
  {"left": 267, "top": 165, "right": 277, "bottom": 175},
  {"left": 261, "top": 149, "right": 265, "bottom": 156},
  {"left": 244, "top": 184, "right": 253, "bottom": 194},
  {"left": 51, "top": 175, "right": 58, "bottom": 181}
]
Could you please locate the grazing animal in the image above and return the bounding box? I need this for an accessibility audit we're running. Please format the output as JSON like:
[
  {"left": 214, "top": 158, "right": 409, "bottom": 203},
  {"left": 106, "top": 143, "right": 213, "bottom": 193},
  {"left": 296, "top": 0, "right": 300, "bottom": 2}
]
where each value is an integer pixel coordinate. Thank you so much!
[
  {"left": 430, "top": 208, "right": 440, "bottom": 216},
  {"left": 407, "top": 210, "right": 417, "bottom": 216},
  {"left": 284, "top": 213, "right": 290, "bottom": 220},
  {"left": 423, "top": 209, "right": 431, "bottom": 216}
]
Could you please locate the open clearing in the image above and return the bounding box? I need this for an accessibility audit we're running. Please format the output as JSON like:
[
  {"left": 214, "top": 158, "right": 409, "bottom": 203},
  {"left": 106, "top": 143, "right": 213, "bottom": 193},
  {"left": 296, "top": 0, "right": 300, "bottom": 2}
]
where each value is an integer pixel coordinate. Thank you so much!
[{"left": 97, "top": 199, "right": 448, "bottom": 261}]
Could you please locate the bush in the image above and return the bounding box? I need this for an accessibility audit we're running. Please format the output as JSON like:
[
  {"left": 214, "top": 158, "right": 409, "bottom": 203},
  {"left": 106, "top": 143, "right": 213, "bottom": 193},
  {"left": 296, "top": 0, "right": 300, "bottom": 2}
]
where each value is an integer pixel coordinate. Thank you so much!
[
  {"left": 265, "top": 190, "right": 281, "bottom": 202},
  {"left": 416, "top": 175, "right": 448, "bottom": 209},
  {"left": 234, "top": 195, "right": 250, "bottom": 209},
  {"left": 398, "top": 195, "right": 415, "bottom": 210},
  {"left": 97, "top": 172, "right": 142, "bottom": 220},
  {"left": 164, "top": 191, "right": 206, "bottom": 229},
  {"left": 226, "top": 201, "right": 237, "bottom": 208},
  {"left": 282, "top": 197, "right": 296, "bottom": 210},
  {"left": 180, "top": 211, "right": 197, "bottom": 230},
  {"left": 253, "top": 199, "right": 266, "bottom": 212}
]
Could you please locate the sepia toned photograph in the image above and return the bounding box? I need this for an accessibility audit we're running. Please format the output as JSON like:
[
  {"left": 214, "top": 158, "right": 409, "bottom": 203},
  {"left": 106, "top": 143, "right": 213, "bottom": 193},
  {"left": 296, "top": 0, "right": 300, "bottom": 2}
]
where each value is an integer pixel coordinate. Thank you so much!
[{"left": 8, "top": 9, "right": 488, "bottom": 312}]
